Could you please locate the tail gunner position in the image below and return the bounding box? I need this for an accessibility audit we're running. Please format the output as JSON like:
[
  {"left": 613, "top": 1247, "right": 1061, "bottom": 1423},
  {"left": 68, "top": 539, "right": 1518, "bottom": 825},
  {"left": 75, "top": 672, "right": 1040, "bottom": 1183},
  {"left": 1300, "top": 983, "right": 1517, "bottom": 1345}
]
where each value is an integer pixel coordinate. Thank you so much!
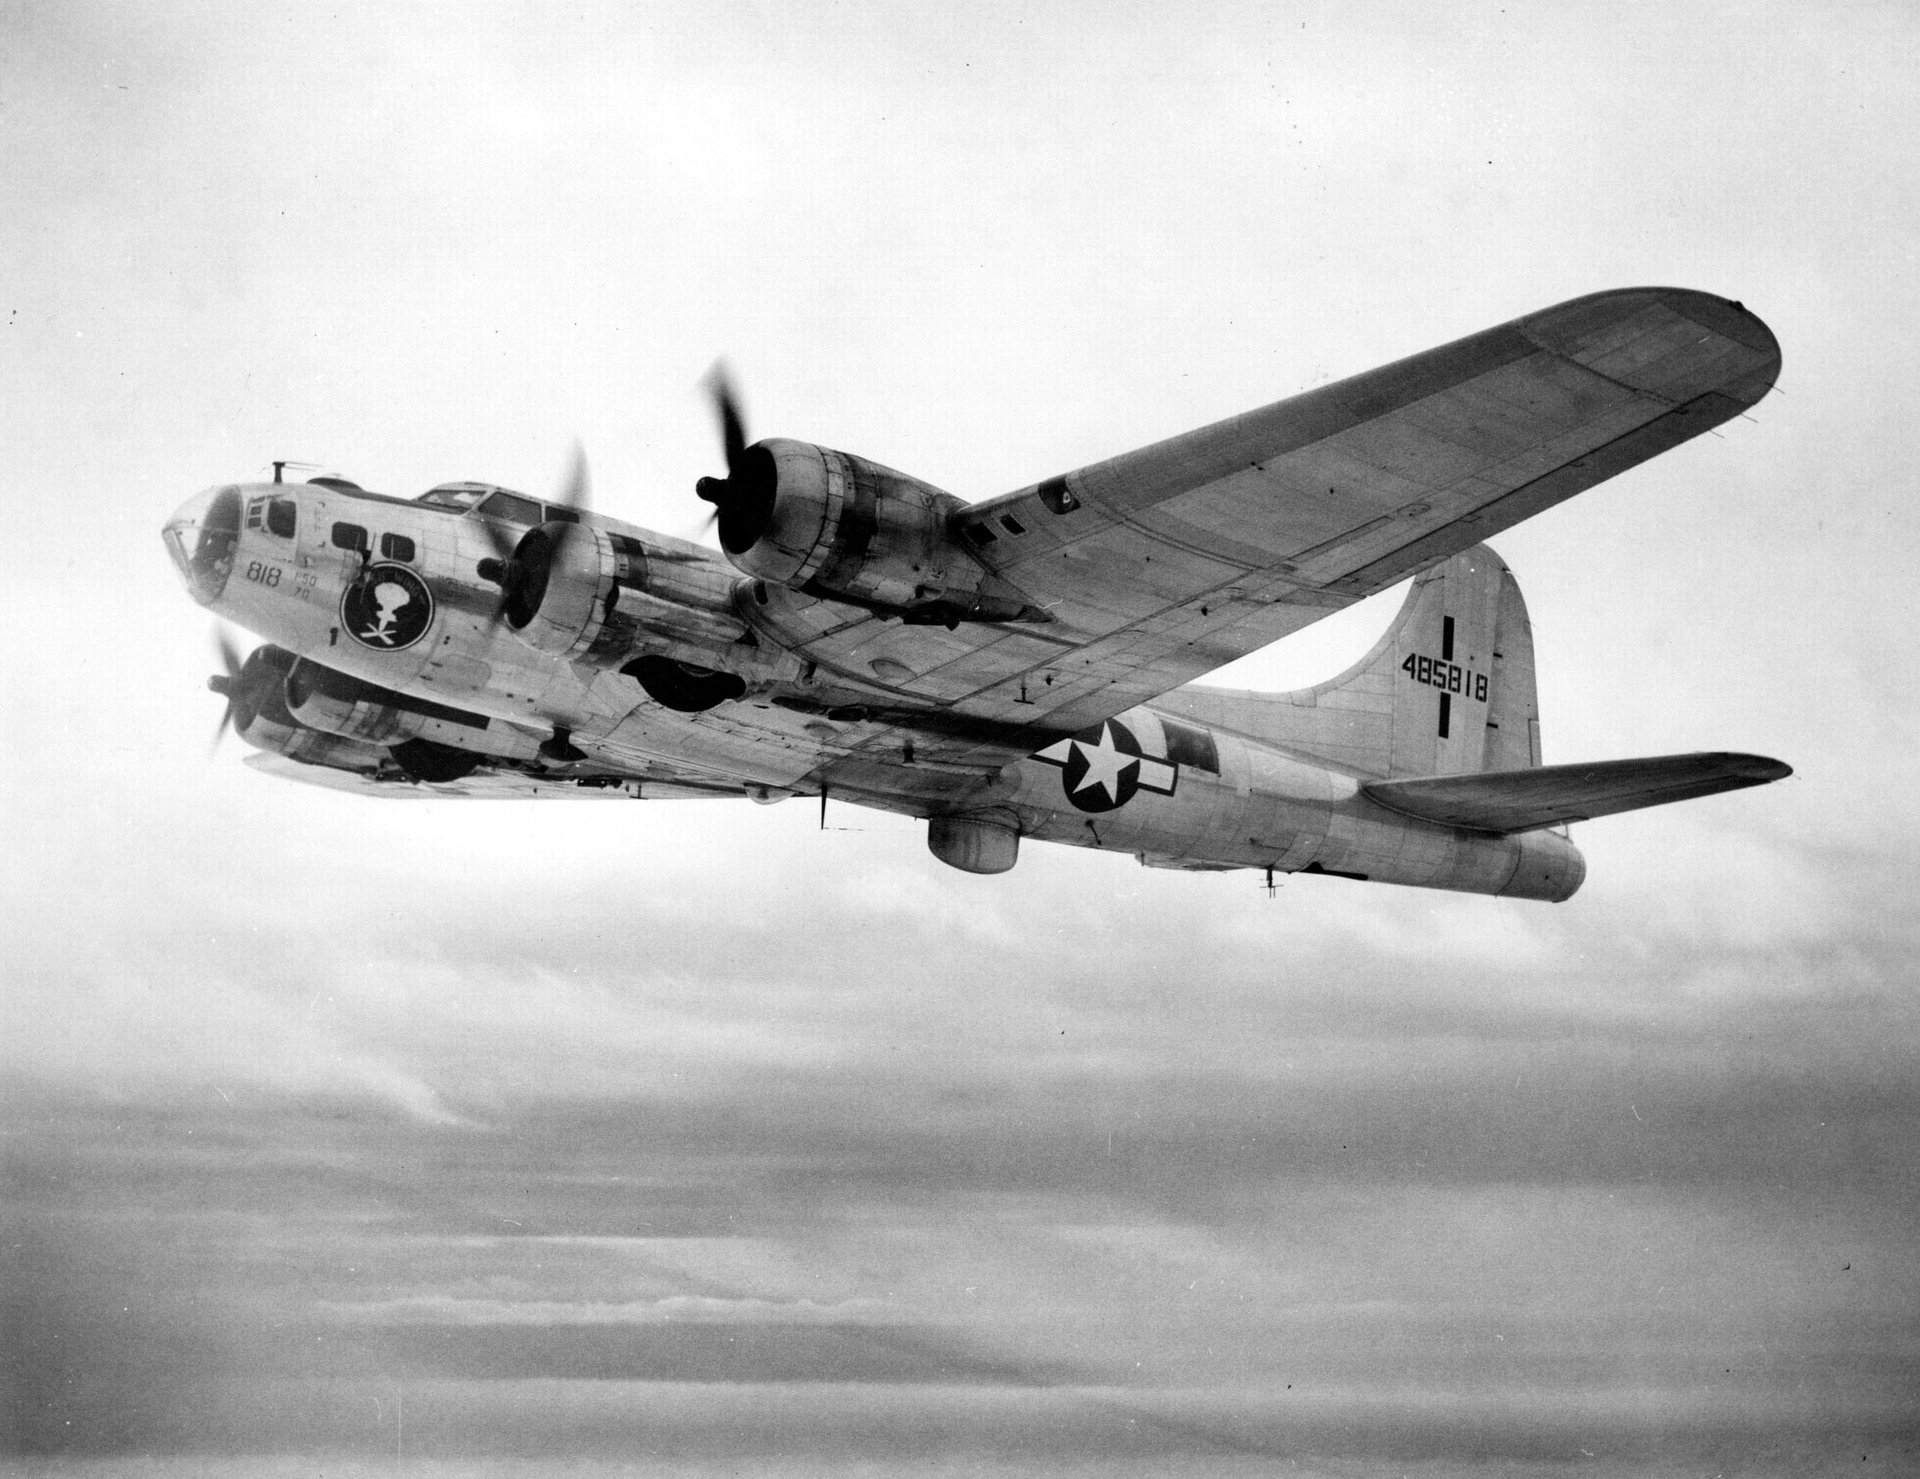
[{"left": 165, "top": 288, "right": 1790, "bottom": 900}]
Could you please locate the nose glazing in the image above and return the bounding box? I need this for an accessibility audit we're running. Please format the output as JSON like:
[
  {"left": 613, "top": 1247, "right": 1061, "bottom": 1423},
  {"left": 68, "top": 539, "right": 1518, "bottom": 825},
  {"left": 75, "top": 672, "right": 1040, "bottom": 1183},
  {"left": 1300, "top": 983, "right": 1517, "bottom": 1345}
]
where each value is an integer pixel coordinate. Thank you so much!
[{"left": 162, "top": 485, "right": 244, "bottom": 606}]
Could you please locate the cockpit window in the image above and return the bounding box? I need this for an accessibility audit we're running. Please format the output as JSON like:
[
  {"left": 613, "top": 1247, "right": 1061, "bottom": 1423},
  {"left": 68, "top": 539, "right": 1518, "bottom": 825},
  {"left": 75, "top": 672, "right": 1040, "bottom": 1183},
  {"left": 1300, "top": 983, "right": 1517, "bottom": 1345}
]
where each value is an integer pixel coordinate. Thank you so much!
[
  {"left": 416, "top": 483, "right": 490, "bottom": 510},
  {"left": 266, "top": 497, "right": 297, "bottom": 538},
  {"left": 416, "top": 482, "right": 553, "bottom": 524},
  {"left": 477, "top": 490, "right": 543, "bottom": 525}
]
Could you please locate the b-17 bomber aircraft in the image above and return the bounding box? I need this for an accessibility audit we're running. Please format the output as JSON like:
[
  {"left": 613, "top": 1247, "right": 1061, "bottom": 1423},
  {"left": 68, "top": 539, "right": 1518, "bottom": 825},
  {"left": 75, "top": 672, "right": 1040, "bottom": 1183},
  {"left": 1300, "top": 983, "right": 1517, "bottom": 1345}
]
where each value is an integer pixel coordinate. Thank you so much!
[{"left": 165, "top": 288, "right": 1790, "bottom": 901}]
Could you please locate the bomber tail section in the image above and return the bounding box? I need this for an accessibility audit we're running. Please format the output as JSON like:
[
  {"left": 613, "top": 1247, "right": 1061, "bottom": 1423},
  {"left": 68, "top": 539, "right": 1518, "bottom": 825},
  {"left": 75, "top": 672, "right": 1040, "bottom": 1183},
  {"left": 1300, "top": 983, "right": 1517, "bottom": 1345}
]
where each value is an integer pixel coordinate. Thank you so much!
[
  {"left": 1157, "top": 544, "right": 1790, "bottom": 841},
  {"left": 1161, "top": 544, "right": 1540, "bottom": 780}
]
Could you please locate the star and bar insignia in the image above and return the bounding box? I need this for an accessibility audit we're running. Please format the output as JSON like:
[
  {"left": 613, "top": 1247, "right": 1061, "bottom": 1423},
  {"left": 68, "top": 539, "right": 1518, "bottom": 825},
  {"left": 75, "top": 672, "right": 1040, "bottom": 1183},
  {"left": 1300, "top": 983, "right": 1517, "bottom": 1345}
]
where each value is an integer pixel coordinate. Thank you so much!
[{"left": 1032, "top": 718, "right": 1177, "bottom": 814}]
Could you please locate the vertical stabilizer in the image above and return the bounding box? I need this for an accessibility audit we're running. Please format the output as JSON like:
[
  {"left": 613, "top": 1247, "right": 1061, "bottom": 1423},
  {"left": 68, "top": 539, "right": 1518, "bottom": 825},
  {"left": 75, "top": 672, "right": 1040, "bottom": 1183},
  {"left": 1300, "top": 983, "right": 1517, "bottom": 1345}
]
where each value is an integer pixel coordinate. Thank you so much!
[
  {"left": 1157, "top": 544, "right": 1541, "bottom": 780},
  {"left": 1380, "top": 544, "right": 1540, "bottom": 778}
]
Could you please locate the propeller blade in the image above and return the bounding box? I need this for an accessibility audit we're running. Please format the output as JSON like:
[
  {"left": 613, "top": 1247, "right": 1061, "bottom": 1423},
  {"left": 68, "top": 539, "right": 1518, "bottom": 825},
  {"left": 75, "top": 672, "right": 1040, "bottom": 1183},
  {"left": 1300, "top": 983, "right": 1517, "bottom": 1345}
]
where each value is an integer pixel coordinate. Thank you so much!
[
  {"left": 696, "top": 362, "right": 746, "bottom": 511},
  {"left": 695, "top": 363, "right": 776, "bottom": 554},
  {"left": 545, "top": 442, "right": 591, "bottom": 573},
  {"left": 476, "top": 443, "right": 595, "bottom": 632},
  {"left": 481, "top": 518, "right": 519, "bottom": 563},
  {"left": 208, "top": 627, "right": 245, "bottom": 755},
  {"left": 555, "top": 439, "right": 592, "bottom": 514},
  {"left": 473, "top": 516, "right": 520, "bottom": 627},
  {"left": 214, "top": 627, "right": 243, "bottom": 685},
  {"left": 709, "top": 364, "right": 748, "bottom": 477}
]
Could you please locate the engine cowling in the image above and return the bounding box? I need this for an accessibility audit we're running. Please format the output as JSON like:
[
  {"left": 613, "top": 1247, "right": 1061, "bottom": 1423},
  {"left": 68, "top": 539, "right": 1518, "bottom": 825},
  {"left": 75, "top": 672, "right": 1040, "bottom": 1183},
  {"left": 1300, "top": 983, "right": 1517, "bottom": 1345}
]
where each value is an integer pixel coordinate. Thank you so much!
[
  {"left": 494, "top": 521, "right": 777, "bottom": 677},
  {"left": 215, "top": 644, "right": 395, "bottom": 773},
  {"left": 283, "top": 658, "right": 538, "bottom": 763},
  {"left": 714, "top": 439, "right": 1048, "bottom": 627},
  {"left": 216, "top": 647, "right": 504, "bottom": 783}
]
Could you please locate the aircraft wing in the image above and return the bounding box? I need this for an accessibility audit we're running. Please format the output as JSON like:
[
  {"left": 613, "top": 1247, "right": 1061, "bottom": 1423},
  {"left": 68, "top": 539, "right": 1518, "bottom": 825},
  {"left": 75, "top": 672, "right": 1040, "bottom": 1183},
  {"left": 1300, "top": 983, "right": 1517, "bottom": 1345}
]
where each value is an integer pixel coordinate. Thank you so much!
[
  {"left": 1360, "top": 752, "right": 1792, "bottom": 836},
  {"left": 793, "top": 288, "right": 1779, "bottom": 747}
]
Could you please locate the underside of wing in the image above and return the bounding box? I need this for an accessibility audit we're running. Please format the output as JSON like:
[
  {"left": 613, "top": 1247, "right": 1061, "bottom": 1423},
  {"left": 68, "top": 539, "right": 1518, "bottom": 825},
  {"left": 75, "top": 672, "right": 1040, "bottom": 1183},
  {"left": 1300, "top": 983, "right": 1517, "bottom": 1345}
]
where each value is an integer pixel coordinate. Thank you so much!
[
  {"left": 766, "top": 288, "right": 1779, "bottom": 746},
  {"left": 1361, "top": 752, "right": 1792, "bottom": 835}
]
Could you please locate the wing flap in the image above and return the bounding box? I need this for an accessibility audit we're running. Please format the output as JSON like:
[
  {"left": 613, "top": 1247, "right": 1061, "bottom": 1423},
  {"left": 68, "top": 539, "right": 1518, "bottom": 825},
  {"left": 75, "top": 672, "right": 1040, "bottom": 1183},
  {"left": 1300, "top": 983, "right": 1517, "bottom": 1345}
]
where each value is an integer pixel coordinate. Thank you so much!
[{"left": 1361, "top": 752, "right": 1791, "bottom": 835}]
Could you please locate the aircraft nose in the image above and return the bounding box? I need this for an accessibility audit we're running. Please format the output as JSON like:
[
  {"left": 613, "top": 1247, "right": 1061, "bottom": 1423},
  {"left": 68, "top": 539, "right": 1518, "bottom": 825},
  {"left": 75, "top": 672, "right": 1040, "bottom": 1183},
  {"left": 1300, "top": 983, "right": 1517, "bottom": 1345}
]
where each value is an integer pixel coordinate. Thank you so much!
[
  {"left": 163, "top": 484, "right": 224, "bottom": 542},
  {"left": 162, "top": 484, "right": 244, "bottom": 606}
]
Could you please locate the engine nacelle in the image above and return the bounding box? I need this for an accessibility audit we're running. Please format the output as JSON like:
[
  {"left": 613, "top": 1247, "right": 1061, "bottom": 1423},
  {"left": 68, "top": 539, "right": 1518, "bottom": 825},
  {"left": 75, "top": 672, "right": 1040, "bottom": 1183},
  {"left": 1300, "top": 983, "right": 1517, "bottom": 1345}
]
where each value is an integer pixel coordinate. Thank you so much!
[
  {"left": 497, "top": 521, "right": 788, "bottom": 680},
  {"left": 283, "top": 658, "right": 539, "bottom": 763},
  {"left": 215, "top": 648, "right": 507, "bottom": 783},
  {"left": 218, "top": 644, "right": 396, "bottom": 773},
  {"left": 719, "top": 439, "right": 1048, "bottom": 626}
]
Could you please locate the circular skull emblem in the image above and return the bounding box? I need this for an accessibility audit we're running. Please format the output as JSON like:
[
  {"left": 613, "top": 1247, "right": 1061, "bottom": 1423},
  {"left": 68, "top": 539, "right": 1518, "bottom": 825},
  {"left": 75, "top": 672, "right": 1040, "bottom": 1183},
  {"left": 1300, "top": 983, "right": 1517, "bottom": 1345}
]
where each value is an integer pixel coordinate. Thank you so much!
[{"left": 341, "top": 562, "right": 434, "bottom": 651}]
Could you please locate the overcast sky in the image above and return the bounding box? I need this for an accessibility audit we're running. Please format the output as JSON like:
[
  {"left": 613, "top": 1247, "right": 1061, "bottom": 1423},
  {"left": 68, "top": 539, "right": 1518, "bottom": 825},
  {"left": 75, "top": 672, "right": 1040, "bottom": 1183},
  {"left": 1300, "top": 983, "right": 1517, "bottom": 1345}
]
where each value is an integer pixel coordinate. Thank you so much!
[{"left": 4, "top": 3, "right": 1918, "bottom": 1474}]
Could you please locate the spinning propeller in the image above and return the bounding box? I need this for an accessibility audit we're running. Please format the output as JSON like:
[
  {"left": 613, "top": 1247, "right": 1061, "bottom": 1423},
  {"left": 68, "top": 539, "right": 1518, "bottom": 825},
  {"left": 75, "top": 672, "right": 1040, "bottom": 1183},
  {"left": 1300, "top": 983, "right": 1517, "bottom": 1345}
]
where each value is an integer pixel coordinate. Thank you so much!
[
  {"left": 474, "top": 442, "right": 592, "bottom": 630},
  {"left": 694, "top": 364, "right": 776, "bottom": 555},
  {"left": 206, "top": 627, "right": 250, "bottom": 754}
]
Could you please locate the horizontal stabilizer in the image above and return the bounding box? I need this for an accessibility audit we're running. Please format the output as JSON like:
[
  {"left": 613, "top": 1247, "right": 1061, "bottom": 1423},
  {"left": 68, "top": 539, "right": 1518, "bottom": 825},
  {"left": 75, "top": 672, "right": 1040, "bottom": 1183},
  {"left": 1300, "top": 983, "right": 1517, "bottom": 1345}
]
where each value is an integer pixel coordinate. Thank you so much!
[{"left": 1362, "top": 752, "right": 1791, "bottom": 835}]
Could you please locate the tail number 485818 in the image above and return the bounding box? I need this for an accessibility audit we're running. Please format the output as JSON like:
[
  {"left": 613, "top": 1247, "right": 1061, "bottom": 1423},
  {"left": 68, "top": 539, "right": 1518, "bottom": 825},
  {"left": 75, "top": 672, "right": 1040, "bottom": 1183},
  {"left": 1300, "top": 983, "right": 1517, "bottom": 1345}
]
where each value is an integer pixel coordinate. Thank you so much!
[{"left": 1403, "top": 653, "right": 1487, "bottom": 702}]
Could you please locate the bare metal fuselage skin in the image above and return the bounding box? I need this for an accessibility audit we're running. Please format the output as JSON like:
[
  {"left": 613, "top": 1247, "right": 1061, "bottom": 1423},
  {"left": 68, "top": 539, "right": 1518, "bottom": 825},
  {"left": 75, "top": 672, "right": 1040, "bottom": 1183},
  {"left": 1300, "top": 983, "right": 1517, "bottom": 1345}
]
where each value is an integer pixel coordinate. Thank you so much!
[{"left": 165, "top": 477, "right": 1582, "bottom": 900}]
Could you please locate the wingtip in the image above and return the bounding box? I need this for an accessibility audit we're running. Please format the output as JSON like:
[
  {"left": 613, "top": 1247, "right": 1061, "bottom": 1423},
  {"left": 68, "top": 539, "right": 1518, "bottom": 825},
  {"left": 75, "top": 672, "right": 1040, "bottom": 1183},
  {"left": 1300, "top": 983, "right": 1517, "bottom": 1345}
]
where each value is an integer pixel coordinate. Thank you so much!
[
  {"left": 1659, "top": 289, "right": 1783, "bottom": 398},
  {"left": 1717, "top": 752, "right": 1793, "bottom": 783},
  {"left": 1521, "top": 286, "right": 1781, "bottom": 384}
]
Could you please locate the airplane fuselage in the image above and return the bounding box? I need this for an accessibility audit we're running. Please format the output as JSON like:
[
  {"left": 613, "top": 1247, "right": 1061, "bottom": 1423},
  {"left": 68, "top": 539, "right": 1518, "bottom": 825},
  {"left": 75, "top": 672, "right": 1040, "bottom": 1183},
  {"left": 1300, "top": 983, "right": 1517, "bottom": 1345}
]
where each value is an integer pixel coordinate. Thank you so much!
[{"left": 166, "top": 475, "right": 1583, "bottom": 899}]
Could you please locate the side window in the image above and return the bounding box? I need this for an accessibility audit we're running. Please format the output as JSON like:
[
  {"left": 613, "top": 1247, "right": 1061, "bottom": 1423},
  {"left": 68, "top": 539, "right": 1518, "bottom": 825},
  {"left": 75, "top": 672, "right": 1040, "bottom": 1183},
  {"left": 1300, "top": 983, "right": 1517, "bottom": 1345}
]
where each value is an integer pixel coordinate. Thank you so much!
[
  {"left": 379, "top": 532, "right": 415, "bottom": 562},
  {"left": 1163, "top": 720, "right": 1219, "bottom": 774},
  {"left": 331, "top": 522, "right": 369, "bottom": 554},
  {"left": 266, "top": 498, "right": 297, "bottom": 538},
  {"left": 245, "top": 497, "right": 265, "bottom": 530}
]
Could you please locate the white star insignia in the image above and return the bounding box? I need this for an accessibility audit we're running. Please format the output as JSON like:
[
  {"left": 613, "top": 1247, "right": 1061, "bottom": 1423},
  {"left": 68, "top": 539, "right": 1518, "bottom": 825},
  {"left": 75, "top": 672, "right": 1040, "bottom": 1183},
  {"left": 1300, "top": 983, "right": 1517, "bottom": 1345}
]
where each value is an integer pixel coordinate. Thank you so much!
[
  {"left": 1069, "top": 722, "right": 1136, "bottom": 803},
  {"left": 1032, "top": 720, "right": 1179, "bottom": 809}
]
